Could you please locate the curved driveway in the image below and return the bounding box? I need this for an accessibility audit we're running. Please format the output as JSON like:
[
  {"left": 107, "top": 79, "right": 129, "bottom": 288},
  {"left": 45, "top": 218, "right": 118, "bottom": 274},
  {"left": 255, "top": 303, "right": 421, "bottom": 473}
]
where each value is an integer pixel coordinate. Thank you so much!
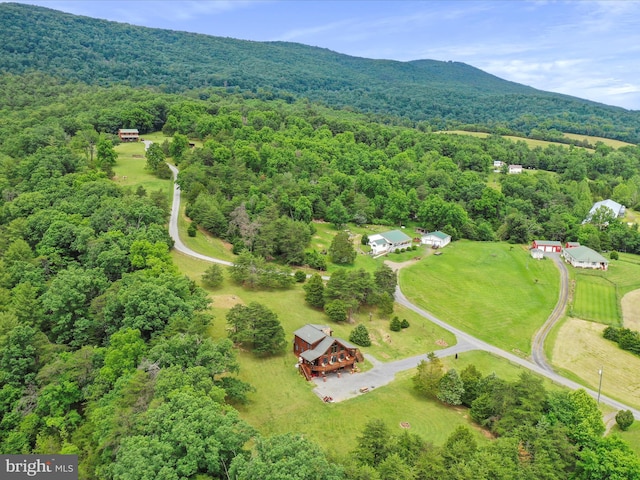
[{"left": 165, "top": 164, "right": 639, "bottom": 418}]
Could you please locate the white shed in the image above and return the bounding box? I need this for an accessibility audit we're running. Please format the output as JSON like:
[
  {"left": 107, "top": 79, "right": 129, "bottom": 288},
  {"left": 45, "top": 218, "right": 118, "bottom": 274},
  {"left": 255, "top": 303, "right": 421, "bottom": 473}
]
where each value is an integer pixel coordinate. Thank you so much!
[{"left": 421, "top": 231, "right": 451, "bottom": 248}]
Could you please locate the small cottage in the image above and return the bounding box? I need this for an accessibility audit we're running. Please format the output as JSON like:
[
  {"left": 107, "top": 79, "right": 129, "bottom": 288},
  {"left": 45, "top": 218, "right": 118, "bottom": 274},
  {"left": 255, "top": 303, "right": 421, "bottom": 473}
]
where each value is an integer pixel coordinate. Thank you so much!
[
  {"left": 508, "top": 164, "right": 523, "bottom": 174},
  {"left": 293, "top": 324, "right": 363, "bottom": 380}
]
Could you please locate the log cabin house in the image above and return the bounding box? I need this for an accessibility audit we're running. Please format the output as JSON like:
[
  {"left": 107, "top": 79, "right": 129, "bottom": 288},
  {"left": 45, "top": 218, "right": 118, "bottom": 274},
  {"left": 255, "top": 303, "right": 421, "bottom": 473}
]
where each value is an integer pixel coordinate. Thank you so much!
[{"left": 293, "top": 324, "right": 363, "bottom": 381}]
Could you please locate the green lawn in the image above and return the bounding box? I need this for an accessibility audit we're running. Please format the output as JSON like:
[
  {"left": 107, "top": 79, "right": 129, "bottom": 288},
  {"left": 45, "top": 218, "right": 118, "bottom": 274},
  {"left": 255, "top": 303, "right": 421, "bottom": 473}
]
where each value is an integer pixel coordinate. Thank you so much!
[
  {"left": 399, "top": 241, "right": 559, "bottom": 355},
  {"left": 234, "top": 350, "right": 557, "bottom": 456},
  {"left": 617, "top": 421, "right": 640, "bottom": 456},
  {"left": 568, "top": 254, "right": 640, "bottom": 326},
  {"left": 571, "top": 274, "right": 619, "bottom": 324},
  {"left": 113, "top": 140, "right": 173, "bottom": 196}
]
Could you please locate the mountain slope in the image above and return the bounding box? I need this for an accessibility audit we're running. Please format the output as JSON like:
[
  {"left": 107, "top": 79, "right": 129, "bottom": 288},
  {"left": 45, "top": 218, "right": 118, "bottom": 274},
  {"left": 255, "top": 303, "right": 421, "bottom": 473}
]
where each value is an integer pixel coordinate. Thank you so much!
[{"left": 1, "top": 2, "right": 639, "bottom": 142}]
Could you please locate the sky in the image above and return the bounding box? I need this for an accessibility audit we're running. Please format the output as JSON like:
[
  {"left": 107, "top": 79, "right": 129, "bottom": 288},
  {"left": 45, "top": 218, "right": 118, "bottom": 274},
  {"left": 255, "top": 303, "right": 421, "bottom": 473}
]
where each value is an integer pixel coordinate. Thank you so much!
[{"left": 8, "top": 0, "right": 640, "bottom": 110}]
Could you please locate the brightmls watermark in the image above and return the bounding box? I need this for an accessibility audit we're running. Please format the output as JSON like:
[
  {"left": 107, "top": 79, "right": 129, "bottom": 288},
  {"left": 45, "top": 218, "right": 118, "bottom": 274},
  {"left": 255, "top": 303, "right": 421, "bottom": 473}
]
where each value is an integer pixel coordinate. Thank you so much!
[{"left": 1, "top": 455, "right": 77, "bottom": 479}]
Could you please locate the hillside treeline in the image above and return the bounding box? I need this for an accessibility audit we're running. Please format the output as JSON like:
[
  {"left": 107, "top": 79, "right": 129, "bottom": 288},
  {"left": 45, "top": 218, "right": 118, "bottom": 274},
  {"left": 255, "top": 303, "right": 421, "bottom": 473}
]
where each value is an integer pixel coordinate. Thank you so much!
[
  {"left": 165, "top": 89, "right": 640, "bottom": 258},
  {"left": 0, "top": 72, "right": 639, "bottom": 478},
  {"left": 2, "top": 2, "right": 640, "bottom": 143}
]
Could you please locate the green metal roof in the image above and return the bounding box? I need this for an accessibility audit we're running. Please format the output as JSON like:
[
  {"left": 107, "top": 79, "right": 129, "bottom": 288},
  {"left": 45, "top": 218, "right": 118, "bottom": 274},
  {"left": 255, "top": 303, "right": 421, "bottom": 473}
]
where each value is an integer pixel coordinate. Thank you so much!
[
  {"left": 564, "top": 246, "right": 608, "bottom": 264},
  {"left": 427, "top": 231, "right": 450, "bottom": 240},
  {"left": 381, "top": 229, "right": 412, "bottom": 243}
]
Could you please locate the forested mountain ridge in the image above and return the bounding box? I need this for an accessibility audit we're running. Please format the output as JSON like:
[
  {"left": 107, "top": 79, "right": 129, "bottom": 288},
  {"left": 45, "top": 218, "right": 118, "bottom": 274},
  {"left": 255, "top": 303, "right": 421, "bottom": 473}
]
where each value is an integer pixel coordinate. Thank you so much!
[{"left": 2, "top": 2, "right": 640, "bottom": 142}]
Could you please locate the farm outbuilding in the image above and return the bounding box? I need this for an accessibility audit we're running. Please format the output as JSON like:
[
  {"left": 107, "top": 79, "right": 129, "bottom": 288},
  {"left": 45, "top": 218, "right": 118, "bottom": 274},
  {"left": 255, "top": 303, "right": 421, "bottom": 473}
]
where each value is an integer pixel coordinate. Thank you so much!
[
  {"left": 532, "top": 240, "right": 562, "bottom": 253},
  {"left": 561, "top": 245, "right": 608, "bottom": 270},
  {"left": 421, "top": 231, "right": 451, "bottom": 249},
  {"left": 530, "top": 248, "right": 544, "bottom": 260}
]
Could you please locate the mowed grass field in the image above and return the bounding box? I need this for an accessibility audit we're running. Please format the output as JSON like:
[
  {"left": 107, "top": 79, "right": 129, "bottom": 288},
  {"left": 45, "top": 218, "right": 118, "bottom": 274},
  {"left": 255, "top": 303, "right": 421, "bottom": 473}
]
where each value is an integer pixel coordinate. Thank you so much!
[
  {"left": 569, "top": 253, "right": 640, "bottom": 327},
  {"left": 571, "top": 275, "right": 619, "bottom": 324},
  {"left": 552, "top": 318, "right": 640, "bottom": 411},
  {"left": 399, "top": 241, "right": 559, "bottom": 355}
]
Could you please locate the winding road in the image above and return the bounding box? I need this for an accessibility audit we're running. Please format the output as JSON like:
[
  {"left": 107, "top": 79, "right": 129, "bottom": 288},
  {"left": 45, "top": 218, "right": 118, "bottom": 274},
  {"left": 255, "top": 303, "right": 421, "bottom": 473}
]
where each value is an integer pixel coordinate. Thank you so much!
[{"left": 165, "top": 162, "right": 639, "bottom": 418}]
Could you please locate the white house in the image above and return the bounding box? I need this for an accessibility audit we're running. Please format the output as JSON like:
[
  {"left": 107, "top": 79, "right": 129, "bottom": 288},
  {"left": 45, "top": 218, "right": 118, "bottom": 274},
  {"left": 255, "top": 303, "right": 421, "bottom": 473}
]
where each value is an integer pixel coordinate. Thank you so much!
[
  {"left": 584, "top": 199, "right": 625, "bottom": 224},
  {"left": 561, "top": 245, "right": 608, "bottom": 270},
  {"left": 367, "top": 230, "right": 412, "bottom": 255},
  {"left": 508, "top": 164, "right": 523, "bottom": 174},
  {"left": 421, "top": 231, "right": 451, "bottom": 248}
]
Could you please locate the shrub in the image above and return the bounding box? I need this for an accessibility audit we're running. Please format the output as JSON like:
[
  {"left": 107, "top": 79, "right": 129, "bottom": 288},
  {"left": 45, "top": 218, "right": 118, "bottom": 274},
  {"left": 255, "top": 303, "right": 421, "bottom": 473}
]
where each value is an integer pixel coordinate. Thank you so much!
[
  {"left": 325, "top": 300, "right": 347, "bottom": 323},
  {"left": 187, "top": 223, "right": 197, "bottom": 237},
  {"left": 400, "top": 319, "right": 410, "bottom": 329},
  {"left": 411, "top": 245, "right": 417, "bottom": 250},
  {"left": 390, "top": 316, "right": 402, "bottom": 331},
  {"left": 304, "top": 250, "right": 327, "bottom": 271},
  {"left": 349, "top": 324, "right": 371, "bottom": 347},
  {"left": 616, "top": 410, "right": 634, "bottom": 431},
  {"left": 294, "top": 271, "right": 307, "bottom": 283},
  {"left": 610, "top": 250, "right": 619, "bottom": 260},
  {"left": 361, "top": 233, "right": 369, "bottom": 245}
]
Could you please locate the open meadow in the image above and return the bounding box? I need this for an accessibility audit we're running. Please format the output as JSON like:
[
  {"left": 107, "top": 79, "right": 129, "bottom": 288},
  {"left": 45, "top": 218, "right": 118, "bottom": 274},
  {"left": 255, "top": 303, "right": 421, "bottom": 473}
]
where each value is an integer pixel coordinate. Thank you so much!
[
  {"left": 442, "top": 130, "right": 633, "bottom": 150},
  {"left": 399, "top": 241, "right": 559, "bottom": 355},
  {"left": 552, "top": 318, "right": 640, "bottom": 411}
]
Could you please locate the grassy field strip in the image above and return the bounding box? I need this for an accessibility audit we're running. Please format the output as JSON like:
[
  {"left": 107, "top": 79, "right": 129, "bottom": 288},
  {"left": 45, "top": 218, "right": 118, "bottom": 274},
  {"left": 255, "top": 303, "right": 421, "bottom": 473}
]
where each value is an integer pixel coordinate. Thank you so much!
[
  {"left": 441, "top": 130, "right": 633, "bottom": 150},
  {"left": 562, "top": 132, "right": 634, "bottom": 149},
  {"left": 552, "top": 318, "right": 640, "bottom": 411},
  {"left": 571, "top": 274, "right": 619, "bottom": 324},
  {"left": 622, "top": 289, "right": 640, "bottom": 330},
  {"left": 400, "top": 241, "right": 558, "bottom": 355}
]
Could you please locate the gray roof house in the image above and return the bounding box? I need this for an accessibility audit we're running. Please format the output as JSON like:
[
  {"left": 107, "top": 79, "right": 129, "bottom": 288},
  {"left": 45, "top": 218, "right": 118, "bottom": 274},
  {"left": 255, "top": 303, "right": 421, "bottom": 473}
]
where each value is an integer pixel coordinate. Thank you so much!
[
  {"left": 584, "top": 199, "right": 625, "bottom": 224},
  {"left": 293, "top": 324, "right": 362, "bottom": 380}
]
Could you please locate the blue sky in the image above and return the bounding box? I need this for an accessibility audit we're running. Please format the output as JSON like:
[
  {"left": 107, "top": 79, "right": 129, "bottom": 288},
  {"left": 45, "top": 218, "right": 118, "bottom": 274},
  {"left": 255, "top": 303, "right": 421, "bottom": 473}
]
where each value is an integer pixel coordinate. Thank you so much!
[{"left": 9, "top": 0, "right": 640, "bottom": 110}]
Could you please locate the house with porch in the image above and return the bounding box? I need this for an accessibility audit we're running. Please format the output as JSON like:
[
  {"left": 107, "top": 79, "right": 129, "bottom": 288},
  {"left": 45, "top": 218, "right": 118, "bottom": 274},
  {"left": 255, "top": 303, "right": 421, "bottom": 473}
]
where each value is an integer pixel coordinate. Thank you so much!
[
  {"left": 421, "top": 231, "right": 451, "bottom": 249},
  {"left": 118, "top": 128, "right": 139, "bottom": 142},
  {"left": 561, "top": 245, "right": 608, "bottom": 270},
  {"left": 367, "top": 229, "right": 412, "bottom": 255},
  {"left": 293, "top": 324, "right": 363, "bottom": 381}
]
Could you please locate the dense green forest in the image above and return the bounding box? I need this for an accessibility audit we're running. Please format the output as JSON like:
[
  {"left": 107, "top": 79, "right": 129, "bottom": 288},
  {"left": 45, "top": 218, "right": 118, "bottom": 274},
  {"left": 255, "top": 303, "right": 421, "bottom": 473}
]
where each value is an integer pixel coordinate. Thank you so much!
[
  {"left": 2, "top": 2, "right": 640, "bottom": 143},
  {"left": 0, "top": 69, "right": 639, "bottom": 478}
]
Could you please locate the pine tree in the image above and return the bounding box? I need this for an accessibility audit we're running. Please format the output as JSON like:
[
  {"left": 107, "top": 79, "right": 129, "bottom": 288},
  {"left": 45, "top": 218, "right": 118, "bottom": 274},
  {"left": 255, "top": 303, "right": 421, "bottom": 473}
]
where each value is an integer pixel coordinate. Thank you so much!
[{"left": 303, "top": 273, "right": 325, "bottom": 308}]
